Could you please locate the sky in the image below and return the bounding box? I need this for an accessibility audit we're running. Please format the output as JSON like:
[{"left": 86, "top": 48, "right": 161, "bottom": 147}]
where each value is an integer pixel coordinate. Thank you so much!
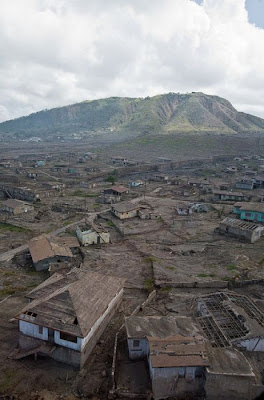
[{"left": 0, "top": 0, "right": 264, "bottom": 122}]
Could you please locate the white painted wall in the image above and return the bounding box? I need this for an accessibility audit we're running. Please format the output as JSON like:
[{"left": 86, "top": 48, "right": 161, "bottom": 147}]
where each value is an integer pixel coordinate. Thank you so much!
[
  {"left": 54, "top": 331, "right": 82, "bottom": 351},
  {"left": 19, "top": 320, "right": 48, "bottom": 341},
  {"left": 127, "top": 338, "right": 149, "bottom": 359},
  {"left": 235, "top": 337, "right": 264, "bottom": 351},
  {"left": 76, "top": 227, "right": 110, "bottom": 245}
]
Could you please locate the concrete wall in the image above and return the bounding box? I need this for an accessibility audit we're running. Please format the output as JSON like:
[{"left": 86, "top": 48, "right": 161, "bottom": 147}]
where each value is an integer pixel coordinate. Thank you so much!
[
  {"left": 76, "top": 227, "right": 110, "bottom": 245},
  {"left": 19, "top": 320, "right": 48, "bottom": 341},
  {"left": 235, "top": 337, "right": 264, "bottom": 351},
  {"left": 240, "top": 211, "right": 264, "bottom": 223},
  {"left": 205, "top": 372, "right": 254, "bottom": 400},
  {"left": 127, "top": 338, "right": 149, "bottom": 359},
  {"left": 54, "top": 331, "right": 81, "bottom": 351},
  {"left": 34, "top": 256, "right": 70, "bottom": 271},
  {"left": 148, "top": 356, "right": 199, "bottom": 400},
  {"left": 113, "top": 209, "right": 138, "bottom": 220}
]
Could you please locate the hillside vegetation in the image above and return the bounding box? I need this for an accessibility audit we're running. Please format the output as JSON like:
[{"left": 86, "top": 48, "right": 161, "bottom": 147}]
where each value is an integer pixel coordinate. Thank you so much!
[{"left": 1, "top": 92, "right": 264, "bottom": 141}]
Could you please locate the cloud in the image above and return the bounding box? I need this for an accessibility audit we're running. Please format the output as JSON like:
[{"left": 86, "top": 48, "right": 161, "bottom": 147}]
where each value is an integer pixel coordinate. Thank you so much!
[{"left": 0, "top": 0, "right": 264, "bottom": 122}]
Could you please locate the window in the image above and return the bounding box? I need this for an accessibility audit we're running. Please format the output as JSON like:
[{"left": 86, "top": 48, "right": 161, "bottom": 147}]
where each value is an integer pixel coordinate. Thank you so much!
[
  {"left": 38, "top": 326, "right": 43, "bottom": 334},
  {"left": 245, "top": 212, "right": 252, "bottom": 218},
  {"left": 60, "top": 332, "right": 78, "bottom": 343},
  {"left": 133, "top": 340, "right": 140, "bottom": 347},
  {"left": 26, "top": 311, "right": 37, "bottom": 318}
]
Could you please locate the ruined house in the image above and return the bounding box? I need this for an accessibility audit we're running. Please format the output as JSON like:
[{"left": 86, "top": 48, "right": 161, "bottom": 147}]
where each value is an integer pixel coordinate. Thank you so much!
[
  {"left": 0, "top": 199, "right": 34, "bottom": 215},
  {"left": 148, "top": 336, "right": 209, "bottom": 400},
  {"left": 235, "top": 179, "right": 254, "bottom": 190},
  {"left": 28, "top": 236, "right": 74, "bottom": 271},
  {"left": 219, "top": 217, "right": 263, "bottom": 243},
  {"left": 125, "top": 316, "right": 209, "bottom": 400},
  {"left": 176, "top": 203, "right": 193, "bottom": 215},
  {"left": 76, "top": 224, "right": 110, "bottom": 245},
  {"left": 150, "top": 173, "right": 169, "bottom": 182},
  {"left": 0, "top": 186, "right": 40, "bottom": 202},
  {"left": 111, "top": 201, "right": 140, "bottom": 219},
  {"left": 110, "top": 156, "right": 128, "bottom": 165},
  {"left": 101, "top": 185, "right": 129, "bottom": 204},
  {"left": 14, "top": 270, "right": 125, "bottom": 368},
  {"left": 233, "top": 202, "right": 264, "bottom": 223},
  {"left": 213, "top": 190, "right": 249, "bottom": 202}
]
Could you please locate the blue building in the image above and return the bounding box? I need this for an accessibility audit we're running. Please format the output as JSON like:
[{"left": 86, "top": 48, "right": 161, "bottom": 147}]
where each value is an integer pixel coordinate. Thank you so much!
[{"left": 233, "top": 202, "right": 264, "bottom": 223}]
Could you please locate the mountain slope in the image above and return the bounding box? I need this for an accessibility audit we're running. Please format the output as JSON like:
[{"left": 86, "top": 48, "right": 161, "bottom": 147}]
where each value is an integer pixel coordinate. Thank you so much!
[{"left": 0, "top": 92, "right": 264, "bottom": 141}]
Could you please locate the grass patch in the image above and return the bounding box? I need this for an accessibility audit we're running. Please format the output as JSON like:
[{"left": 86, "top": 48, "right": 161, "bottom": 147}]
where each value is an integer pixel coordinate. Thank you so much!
[
  {"left": 166, "top": 266, "right": 176, "bottom": 271},
  {"left": 144, "top": 278, "right": 154, "bottom": 291},
  {"left": 70, "top": 190, "right": 97, "bottom": 197},
  {"left": 160, "top": 286, "right": 172, "bottom": 292},
  {"left": 0, "top": 223, "right": 31, "bottom": 233},
  {"left": 226, "top": 264, "right": 236, "bottom": 271},
  {"left": 222, "top": 276, "right": 232, "bottom": 281},
  {"left": 107, "top": 220, "right": 115, "bottom": 228},
  {"left": 3, "top": 271, "right": 16, "bottom": 276},
  {"left": 259, "top": 258, "right": 264, "bottom": 265},
  {"left": 0, "top": 368, "right": 20, "bottom": 394},
  {"left": 143, "top": 256, "right": 157, "bottom": 263},
  {"left": 209, "top": 264, "right": 216, "bottom": 269},
  {"left": 197, "top": 273, "right": 208, "bottom": 278}
]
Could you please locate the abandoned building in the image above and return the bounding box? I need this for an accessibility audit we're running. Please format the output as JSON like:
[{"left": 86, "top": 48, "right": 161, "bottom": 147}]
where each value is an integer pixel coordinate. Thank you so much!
[
  {"left": 156, "top": 156, "right": 172, "bottom": 163},
  {"left": 254, "top": 176, "right": 264, "bottom": 187},
  {"left": 110, "top": 156, "right": 128, "bottom": 165},
  {"left": 0, "top": 186, "right": 40, "bottom": 202},
  {"left": 235, "top": 179, "right": 254, "bottom": 190},
  {"left": 213, "top": 190, "right": 249, "bottom": 202},
  {"left": 176, "top": 203, "right": 193, "bottom": 215},
  {"left": 218, "top": 217, "right": 263, "bottom": 243},
  {"left": 233, "top": 202, "right": 264, "bottom": 223},
  {"left": 76, "top": 224, "right": 110, "bottom": 245},
  {"left": 150, "top": 173, "right": 169, "bottom": 182},
  {"left": 13, "top": 270, "right": 125, "bottom": 368},
  {"left": 138, "top": 208, "right": 160, "bottom": 220},
  {"left": 125, "top": 316, "right": 208, "bottom": 399},
  {"left": 111, "top": 201, "right": 140, "bottom": 219},
  {"left": 0, "top": 199, "right": 34, "bottom": 215},
  {"left": 125, "top": 312, "right": 263, "bottom": 400},
  {"left": 101, "top": 185, "right": 129, "bottom": 204},
  {"left": 148, "top": 336, "right": 209, "bottom": 400},
  {"left": 197, "top": 292, "right": 264, "bottom": 350},
  {"left": 205, "top": 347, "right": 256, "bottom": 400},
  {"left": 28, "top": 235, "right": 74, "bottom": 271}
]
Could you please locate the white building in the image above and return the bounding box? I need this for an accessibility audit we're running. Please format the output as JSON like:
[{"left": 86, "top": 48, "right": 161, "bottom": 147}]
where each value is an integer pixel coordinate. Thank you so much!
[{"left": 14, "top": 270, "right": 125, "bottom": 368}]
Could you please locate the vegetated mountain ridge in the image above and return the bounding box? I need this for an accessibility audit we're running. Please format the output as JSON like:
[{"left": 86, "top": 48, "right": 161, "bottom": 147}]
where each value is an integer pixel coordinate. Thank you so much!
[{"left": 1, "top": 92, "right": 264, "bottom": 141}]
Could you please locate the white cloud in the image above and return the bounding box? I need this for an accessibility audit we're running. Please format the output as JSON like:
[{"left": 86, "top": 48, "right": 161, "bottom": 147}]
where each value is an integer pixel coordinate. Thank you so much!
[{"left": 0, "top": 0, "right": 264, "bottom": 122}]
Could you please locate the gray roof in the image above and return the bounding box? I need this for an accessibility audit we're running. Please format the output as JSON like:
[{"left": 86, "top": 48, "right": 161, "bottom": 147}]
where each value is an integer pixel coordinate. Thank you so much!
[
  {"left": 125, "top": 316, "right": 201, "bottom": 339},
  {"left": 112, "top": 201, "right": 140, "bottom": 213},
  {"left": 207, "top": 348, "right": 254, "bottom": 376}
]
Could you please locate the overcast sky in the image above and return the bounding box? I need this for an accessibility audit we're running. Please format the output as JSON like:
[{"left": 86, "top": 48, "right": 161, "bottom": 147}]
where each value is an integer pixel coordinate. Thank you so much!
[{"left": 0, "top": 0, "right": 264, "bottom": 122}]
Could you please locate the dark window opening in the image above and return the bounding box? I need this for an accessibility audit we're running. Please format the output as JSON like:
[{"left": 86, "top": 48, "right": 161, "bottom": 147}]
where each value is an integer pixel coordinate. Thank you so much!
[
  {"left": 60, "top": 332, "right": 78, "bottom": 343},
  {"left": 73, "top": 317, "right": 78, "bottom": 325},
  {"left": 27, "top": 311, "right": 37, "bottom": 318},
  {"left": 133, "top": 339, "right": 140, "bottom": 347},
  {"left": 39, "top": 326, "right": 43, "bottom": 334}
]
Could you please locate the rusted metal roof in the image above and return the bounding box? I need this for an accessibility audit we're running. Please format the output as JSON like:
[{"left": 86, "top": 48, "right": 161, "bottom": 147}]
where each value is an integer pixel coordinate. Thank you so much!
[
  {"left": 28, "top": 236, "right": 73, "bottom": 263},
  {"left": 148, "top": 336, "right": 209, "bottom": 368},
  {"left": 108, "top": 185, "right": 128, "bottom": 193}
]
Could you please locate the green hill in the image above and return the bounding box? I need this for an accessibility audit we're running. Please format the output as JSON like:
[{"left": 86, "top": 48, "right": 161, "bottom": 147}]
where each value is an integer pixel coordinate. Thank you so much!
[{"left": 1, "top": 92, "right": 264, "bottom": 141}]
